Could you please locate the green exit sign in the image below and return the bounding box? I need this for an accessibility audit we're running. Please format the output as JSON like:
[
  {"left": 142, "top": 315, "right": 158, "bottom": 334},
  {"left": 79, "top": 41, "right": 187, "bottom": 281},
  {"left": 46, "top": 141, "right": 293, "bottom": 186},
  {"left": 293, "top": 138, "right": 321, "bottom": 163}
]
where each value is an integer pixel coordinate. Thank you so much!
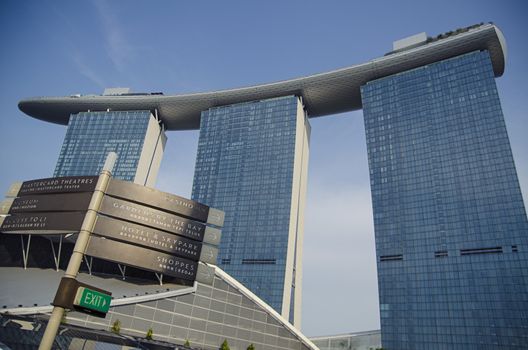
[{"left": 73, "top": 287, "right": 112, "bottom": 314}]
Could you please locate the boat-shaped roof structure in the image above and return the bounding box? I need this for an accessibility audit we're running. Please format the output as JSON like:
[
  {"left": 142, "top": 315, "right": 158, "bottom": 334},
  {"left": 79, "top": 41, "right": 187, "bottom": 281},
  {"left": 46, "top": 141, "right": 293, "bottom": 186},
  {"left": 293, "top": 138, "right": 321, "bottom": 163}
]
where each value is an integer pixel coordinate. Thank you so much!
[{"left": 18, "top": 23, "right": 506, "bottom": 130}]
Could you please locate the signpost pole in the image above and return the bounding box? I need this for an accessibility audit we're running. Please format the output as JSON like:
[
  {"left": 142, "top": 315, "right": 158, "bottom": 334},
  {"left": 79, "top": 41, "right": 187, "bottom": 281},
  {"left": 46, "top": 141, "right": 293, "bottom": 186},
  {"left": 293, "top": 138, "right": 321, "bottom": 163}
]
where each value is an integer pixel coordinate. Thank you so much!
[{"left": 39, "top": 152, "right": 117, "bottom": 350}]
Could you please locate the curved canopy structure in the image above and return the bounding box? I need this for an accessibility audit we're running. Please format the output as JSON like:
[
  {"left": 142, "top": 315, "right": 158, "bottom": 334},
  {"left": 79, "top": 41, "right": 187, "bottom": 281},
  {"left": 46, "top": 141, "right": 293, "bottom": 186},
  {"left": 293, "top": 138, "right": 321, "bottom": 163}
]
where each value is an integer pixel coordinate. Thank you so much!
[{"left": 18, "top": 24, "right": 506, "bottom": 130}]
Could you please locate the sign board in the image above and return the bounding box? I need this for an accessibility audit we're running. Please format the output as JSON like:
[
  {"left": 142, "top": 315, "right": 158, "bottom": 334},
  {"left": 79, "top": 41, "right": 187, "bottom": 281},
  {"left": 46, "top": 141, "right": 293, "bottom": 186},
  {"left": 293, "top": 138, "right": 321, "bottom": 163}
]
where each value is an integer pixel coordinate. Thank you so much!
[
  {"left": 73, "top": 287, "right": 112, "bottom": 314},
  {"left": 53, "top": 277, "right": 112, "bottom": 317},
  {"left": 86, "top": 236, "right": 198, "bottom": 281},
  {"left": 98, "top": 196, "right": 221, "bottom": 243},
  {"left": 0, "top": 198, "right": 14, "bottom": 215},
  {"left": 199, "top": 244, "right": 218, "bottom": 265},
  {"left": 93, "top": 215, "right": 203, "bottom": 261},
  {"left": 106, "top": 179, "right": 225, "bottom": 226},
  {"left": 0, "top": 211, "right": 85, "bottom": 234},
  {"left": 7, "top": 192, "right": 92, "bottom": 214},
  {"left": 196, "top": 263, "right": 215, "bottom": 285},
  {"left": 15, "top": 176, "right": 98, "bottom": 197},
  {"left": 5, "top": 182, "right": 22, "bottom": 198}
]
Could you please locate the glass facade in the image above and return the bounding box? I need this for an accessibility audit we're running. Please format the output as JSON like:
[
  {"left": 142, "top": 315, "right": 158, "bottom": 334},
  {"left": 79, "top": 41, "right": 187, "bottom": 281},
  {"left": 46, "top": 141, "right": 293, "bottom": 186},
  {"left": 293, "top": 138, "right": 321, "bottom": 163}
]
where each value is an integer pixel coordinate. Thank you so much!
[
  {"left": 192, "top": 96, "right": 309, "bottom": 325},
  {"left": 361, "top": 50, "right": 528, "bottom": 349},
  {"left": 54, "top": 110, "right": 153, "bottom": 181}
]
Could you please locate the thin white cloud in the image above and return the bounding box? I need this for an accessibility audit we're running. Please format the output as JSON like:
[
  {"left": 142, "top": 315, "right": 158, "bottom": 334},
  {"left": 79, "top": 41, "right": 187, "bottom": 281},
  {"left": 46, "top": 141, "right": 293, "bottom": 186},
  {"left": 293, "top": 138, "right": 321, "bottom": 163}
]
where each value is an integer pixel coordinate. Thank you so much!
[
  {"left": 92, "top": 0, "right": 135, "bottom": 74},
  {"left": 71, "top": 51, "right": 107, "bottom": 89}
]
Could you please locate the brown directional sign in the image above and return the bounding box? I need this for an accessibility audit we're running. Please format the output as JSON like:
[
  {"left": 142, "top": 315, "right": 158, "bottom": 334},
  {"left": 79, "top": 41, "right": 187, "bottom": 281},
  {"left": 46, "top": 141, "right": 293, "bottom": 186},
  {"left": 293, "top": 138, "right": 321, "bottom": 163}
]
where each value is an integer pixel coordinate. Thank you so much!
[
  {"left": 106, "top": 178, "right": 225, "bottom": 226},
  {"left": 92, "top": 215, "right": 203, "bottom": 261},
  {"left": 16, "top": 176, "right": 98, "bottom": 196},
  {"left": 196, "top": 263, "right": 215, "bottom": 285},
  {"left": 0, "top": 199, "right": 14, "bottom": 215},
  {"left": 5, "top": 182, "right": 21, "bottom": 198},
  {"left": 0, "top": 211, "right": 85, "bottom": 234},
  {"left": 8, "top": 192, "right": 92, "bottom": 214},
  {"left": 98, "top": 196, "right": 221, "bottom": 243},
  {"left": 86, "top": 236, "right": 198, "bottom": 281},
  {"left": 199, "top": 244, "right": 218, "bottom": 265}
]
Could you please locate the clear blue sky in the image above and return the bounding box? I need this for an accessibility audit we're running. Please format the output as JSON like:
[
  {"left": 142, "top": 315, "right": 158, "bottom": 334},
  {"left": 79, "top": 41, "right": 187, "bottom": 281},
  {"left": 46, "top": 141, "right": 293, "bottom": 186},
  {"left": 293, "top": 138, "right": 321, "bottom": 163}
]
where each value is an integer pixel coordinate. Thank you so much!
[{"left": 0, "top": 0, "right": 526, "bottom": 336}]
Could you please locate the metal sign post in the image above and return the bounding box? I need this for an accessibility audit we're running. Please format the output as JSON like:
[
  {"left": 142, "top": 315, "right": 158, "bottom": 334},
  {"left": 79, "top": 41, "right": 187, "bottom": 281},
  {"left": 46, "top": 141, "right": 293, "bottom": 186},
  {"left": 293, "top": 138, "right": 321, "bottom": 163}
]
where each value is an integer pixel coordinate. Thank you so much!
[{"left": 38, "top": 152, "right": 117, "bottom": 350}]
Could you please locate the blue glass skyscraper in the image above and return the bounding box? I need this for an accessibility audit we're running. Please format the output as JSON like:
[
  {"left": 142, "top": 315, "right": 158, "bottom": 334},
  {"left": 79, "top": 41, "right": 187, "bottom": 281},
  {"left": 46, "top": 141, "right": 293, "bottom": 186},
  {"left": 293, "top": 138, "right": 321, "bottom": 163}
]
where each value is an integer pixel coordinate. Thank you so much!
[
  {"left": 361, "top": 50, "right": 528, "bottom": 349},
  {"left": 54, "top": 110, "right": 166, "bottom": 186},
  {"left": 192, "top": 96, "right": 310, "bottom": 327}
]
